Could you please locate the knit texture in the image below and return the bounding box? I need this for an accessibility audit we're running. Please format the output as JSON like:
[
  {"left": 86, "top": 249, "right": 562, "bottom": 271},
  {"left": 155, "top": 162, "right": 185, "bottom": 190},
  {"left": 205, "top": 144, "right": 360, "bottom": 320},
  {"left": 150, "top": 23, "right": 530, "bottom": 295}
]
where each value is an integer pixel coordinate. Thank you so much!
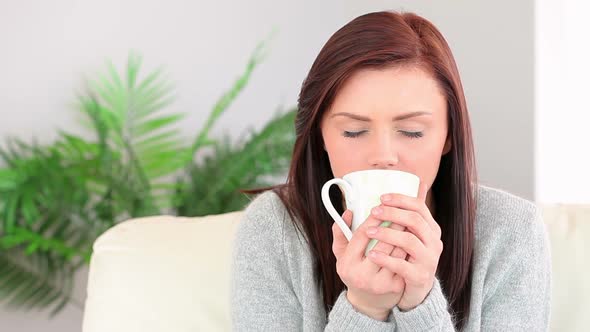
[{"left": 230, "top": 185, "right": 552, "bottom": 331}]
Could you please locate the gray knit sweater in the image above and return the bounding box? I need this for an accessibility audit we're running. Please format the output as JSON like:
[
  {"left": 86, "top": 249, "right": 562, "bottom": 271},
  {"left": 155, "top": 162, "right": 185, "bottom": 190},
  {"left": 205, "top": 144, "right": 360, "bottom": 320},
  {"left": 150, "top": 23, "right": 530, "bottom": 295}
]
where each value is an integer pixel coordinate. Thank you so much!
[{"left": 229, "top": 185, "right": 551, "bottom": 331}]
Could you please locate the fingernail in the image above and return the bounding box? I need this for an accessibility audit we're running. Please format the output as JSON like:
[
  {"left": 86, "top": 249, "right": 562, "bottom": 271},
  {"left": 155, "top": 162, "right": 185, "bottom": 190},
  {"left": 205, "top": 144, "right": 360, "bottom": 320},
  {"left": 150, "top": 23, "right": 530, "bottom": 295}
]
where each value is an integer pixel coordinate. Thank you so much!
[
  {"left": 371, "top": 207, "right": 382, "bottom": 215},
  {"left": 367, "top": 227, "right": 378, "bottom": 235},
  {"left": 381, "top": 195, "right": 391, "bottom": 202},
  {"left": 369, "top": 250, "right": 380, "bottom": 258}
]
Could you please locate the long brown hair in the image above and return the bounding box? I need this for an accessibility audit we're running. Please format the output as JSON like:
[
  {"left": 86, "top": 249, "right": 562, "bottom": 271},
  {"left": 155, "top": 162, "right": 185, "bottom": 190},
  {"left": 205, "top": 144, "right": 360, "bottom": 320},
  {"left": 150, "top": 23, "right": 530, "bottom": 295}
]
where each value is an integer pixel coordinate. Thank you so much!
[{"left": 246, "top": 10, "right": 477, "bottom": 329}]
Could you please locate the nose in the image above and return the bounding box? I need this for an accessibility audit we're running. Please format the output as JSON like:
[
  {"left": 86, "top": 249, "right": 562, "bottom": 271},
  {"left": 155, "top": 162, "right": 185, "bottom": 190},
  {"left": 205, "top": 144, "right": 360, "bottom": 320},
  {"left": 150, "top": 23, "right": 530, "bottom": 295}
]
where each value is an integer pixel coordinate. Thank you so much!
[{"left": 368, "top": 135, "right": 399, "bottom": 169}]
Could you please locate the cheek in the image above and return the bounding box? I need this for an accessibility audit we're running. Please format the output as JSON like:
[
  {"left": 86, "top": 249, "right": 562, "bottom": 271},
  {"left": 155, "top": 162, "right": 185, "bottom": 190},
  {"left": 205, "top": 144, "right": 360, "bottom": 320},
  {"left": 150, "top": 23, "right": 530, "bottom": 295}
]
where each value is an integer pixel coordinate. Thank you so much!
[
  {"left": 323, "top": 131, "right": 365, "bottom": 177},
  {"left": 326, "top": 141, "right": 360, "bottom": 176},
  {"left": 402, "top": 138, "right": 445, "bottom": 185}
]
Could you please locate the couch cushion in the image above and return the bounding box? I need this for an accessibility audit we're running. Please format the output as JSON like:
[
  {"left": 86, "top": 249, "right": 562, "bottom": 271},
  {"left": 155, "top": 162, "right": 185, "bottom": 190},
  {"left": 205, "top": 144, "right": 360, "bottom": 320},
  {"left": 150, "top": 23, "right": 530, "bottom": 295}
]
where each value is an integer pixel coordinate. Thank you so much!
[
  {"left": 82, "top": 212, "right": 243, "bottom": 332},
  {"left": 542, "top": 204, "right": 590, "bottom": 332}
]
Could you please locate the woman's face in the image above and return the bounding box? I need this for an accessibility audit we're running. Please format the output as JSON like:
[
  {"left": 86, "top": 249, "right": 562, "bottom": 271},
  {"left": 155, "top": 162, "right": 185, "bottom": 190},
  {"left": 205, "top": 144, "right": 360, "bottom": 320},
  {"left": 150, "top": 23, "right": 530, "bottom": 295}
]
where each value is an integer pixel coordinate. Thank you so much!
[{"left": 320, "top": 66, "right": 451, "bottom": 204}]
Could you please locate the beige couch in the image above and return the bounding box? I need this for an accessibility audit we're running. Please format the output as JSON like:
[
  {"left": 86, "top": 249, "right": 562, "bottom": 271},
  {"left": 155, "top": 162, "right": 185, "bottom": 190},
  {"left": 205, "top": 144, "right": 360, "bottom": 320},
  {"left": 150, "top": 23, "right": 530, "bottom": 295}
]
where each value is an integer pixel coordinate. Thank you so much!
[{"left": 82, "top": 205, "right": 589, "bottom": 332}]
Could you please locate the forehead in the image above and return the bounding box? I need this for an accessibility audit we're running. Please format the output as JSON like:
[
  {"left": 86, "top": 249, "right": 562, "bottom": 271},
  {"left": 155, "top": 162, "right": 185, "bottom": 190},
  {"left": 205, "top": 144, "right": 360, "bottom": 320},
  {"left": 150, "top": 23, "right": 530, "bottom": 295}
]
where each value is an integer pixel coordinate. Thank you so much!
[{"left": 327, "top": 65, "right": 447, "bottom": 116}]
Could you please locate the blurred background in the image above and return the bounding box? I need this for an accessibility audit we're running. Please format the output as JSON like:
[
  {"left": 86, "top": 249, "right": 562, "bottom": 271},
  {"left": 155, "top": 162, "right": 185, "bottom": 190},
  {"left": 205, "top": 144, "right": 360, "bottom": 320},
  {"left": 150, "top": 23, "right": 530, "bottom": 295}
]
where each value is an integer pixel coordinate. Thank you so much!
[{"left": 0, "top": 0, "right": 588, "bottom": 331}]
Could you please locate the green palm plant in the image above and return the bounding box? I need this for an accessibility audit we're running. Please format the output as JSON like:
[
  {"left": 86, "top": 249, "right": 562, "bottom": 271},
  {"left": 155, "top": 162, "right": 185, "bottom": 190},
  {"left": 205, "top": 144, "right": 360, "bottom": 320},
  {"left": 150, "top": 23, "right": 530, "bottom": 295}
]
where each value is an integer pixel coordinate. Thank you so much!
[
  {"left": 0, "top": 39, "right": 296, "bottom": 316},
  {"left": 174, "top": 108, "right": 296, "bottom": 216}
]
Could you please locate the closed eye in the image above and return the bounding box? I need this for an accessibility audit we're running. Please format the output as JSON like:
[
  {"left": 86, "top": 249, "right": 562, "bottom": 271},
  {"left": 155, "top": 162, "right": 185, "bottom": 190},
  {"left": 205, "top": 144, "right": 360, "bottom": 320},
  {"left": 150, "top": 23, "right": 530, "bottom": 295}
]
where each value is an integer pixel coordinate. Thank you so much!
[
  {"left": 400, "top": 131, "right": 424, "bottom": 139},
  {"left": 342, "top": 130, "right": 423, "bottom": 139},
  {"left": 342, "top": 130, "right": 366, "bottom": 138}
]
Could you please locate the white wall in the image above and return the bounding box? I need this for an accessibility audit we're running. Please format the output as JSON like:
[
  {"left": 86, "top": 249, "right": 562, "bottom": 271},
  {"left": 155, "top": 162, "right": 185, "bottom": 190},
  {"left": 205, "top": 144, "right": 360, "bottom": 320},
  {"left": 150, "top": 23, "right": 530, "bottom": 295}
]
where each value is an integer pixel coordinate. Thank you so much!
[
  {"left": 536, "top": 0, "right": 590, "bottom": 204},
  {"left": 0, "top": 0, "right": 537, "bottom": 330}
]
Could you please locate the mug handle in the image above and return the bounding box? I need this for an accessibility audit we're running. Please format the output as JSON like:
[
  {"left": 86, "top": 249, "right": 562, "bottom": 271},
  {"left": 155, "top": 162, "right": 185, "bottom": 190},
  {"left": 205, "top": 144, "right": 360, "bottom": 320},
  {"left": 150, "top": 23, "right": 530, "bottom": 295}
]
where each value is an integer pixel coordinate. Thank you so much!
[{"left": 321, "top": 178, "right": 355, "bottom": 241}]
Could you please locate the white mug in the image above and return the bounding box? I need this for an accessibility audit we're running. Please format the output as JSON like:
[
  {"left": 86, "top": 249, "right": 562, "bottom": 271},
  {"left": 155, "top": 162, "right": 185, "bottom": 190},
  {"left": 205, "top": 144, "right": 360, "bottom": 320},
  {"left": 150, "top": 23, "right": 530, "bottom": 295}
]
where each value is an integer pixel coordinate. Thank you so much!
[{"left": 321, "top": 169, "right": 420, "bottom": 255}]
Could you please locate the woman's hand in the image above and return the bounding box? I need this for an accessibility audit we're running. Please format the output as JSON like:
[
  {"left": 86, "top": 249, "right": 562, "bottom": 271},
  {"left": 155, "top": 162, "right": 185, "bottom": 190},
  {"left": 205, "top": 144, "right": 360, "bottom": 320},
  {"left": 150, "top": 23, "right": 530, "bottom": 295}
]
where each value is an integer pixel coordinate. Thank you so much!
[
  {"left": 365, "top": 182, "right": 443, "bottom": 311},
  {"left": 332, "top": 209, "right": 407, "bottom": 320}
]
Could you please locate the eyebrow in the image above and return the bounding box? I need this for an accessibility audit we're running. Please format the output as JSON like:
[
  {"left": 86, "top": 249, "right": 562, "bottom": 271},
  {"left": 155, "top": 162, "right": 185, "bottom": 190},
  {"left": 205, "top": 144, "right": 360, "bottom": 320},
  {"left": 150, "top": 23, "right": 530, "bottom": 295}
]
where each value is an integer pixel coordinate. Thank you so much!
[{"left": 330, "top": 111, "right": 432, "bottom": 122}]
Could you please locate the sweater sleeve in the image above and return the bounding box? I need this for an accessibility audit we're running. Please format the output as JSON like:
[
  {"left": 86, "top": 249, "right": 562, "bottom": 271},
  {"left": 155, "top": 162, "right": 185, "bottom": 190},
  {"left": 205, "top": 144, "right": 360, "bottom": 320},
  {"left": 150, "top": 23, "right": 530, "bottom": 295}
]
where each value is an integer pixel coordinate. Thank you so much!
[
  {"left": 391, "top": 205, "right": 552, "bottom": 331},
  {"left": 479, "top": 206, "right": 552, "bottom": 331},
  {"left": 326, "top": 290, "right": 397, "bottom": 331},
  {"left": 229, "top": 192, "right": 397, "bottom": 331},
  {"left": 392, "top": 277, "right": 456, "bottom": 330}
]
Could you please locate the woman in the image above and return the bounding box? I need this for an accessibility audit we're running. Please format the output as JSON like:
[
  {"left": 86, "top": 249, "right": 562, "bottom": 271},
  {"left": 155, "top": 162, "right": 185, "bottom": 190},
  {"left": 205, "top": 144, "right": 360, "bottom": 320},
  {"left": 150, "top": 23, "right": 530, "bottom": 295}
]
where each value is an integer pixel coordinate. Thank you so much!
[{"left": 230, "top": 10, "right": 551, "bottom": 331}]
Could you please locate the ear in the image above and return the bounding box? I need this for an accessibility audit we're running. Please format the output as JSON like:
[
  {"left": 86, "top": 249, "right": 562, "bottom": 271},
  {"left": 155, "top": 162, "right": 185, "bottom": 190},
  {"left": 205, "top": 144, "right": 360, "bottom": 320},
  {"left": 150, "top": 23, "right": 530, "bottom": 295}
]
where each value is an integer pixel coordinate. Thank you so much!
[{"left": 442, "top": 134, "right": 452, "bottom": 155}]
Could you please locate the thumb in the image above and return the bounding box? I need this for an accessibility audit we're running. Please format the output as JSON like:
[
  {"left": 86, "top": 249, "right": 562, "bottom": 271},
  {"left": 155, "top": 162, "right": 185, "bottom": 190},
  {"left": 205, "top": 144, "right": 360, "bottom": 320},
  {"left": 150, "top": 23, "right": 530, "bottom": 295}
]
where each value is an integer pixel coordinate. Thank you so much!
[{"left": 332, "top": 210, "right": 353, "bottom": 259}]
